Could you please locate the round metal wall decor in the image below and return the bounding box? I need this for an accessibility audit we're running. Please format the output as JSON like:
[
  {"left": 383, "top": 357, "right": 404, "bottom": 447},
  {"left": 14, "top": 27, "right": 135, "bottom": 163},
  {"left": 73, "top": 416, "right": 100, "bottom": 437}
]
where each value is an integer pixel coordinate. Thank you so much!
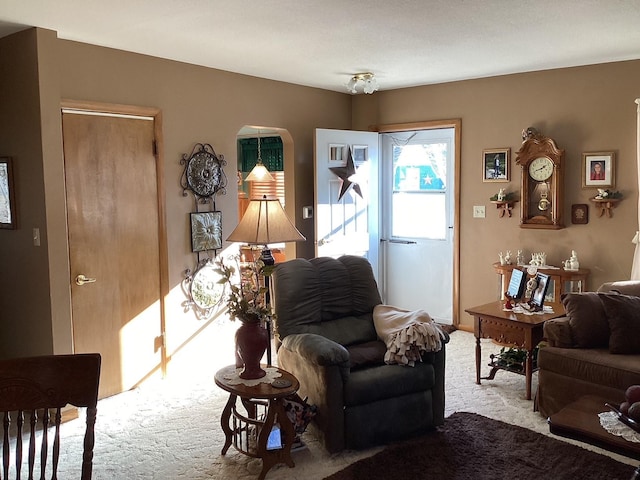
[
  {"left": 181, "top": 143, "right": 227, "bottom": 199},
  {"left": 189, "top": 260, "right": 225, "bottom": 310}
]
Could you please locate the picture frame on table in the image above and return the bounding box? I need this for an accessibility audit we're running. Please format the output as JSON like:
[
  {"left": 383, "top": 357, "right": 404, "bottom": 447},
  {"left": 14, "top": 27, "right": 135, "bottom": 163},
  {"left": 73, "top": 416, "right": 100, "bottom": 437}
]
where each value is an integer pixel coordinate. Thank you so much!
[
  {"left": 0, "top": 156, "right": 16, "bottom": 229},
  {"left": 530, "top": 273, "right": 550, "bottom": 309},
  {"left": 582, "top": 151, "right": 615, "bottom": 188},
  {"left": 482, "top": 148, "right": 510, "bottom": 182}
]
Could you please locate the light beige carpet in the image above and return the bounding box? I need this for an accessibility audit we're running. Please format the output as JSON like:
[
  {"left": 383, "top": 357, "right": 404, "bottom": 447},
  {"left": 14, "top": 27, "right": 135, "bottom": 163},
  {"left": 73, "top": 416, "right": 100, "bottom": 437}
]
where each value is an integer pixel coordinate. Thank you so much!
[{"left": 55, "top": 326, "right": 637, "bottom": 479}]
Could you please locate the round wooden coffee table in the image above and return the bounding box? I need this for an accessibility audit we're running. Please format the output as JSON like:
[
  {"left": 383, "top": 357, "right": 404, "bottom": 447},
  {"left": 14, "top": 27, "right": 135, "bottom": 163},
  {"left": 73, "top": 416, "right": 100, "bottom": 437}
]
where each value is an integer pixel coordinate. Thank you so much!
[{"left": 215, "top": 365, "right": 299, "bottom": 480}]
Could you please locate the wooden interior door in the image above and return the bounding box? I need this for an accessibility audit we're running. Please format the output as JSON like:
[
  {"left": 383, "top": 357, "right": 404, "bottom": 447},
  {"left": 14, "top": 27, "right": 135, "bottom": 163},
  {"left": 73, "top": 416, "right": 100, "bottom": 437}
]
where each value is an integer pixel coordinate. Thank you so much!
[{"left": 63, "top": 110, "right": 163, "bottom": 399}]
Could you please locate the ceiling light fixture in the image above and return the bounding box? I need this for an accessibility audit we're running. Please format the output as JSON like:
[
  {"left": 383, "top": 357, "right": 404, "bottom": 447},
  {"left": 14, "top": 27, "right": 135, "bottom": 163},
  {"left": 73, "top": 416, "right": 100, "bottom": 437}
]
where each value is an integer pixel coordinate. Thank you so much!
[
  {"left": 245, "top": 130, "right": 275, "bottom": 182},
  {"left": 346, "top": 72, "right": 379, "bottom": 95}
]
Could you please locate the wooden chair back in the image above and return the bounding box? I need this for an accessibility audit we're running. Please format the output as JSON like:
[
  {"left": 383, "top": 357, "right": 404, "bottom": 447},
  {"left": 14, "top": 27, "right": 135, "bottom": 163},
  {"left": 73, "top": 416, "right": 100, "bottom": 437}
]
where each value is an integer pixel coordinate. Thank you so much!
[{"left": 0, "top": 354, "right": 101, "bottom": 480}]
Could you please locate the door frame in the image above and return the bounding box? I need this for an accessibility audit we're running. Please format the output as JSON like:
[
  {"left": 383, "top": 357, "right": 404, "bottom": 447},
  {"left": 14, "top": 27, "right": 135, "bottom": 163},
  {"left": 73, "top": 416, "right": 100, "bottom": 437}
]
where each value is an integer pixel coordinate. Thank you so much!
[
  {"left": 60, "top": 99, "right": 169, "bottom": 375},
  {"left": 375, "top": 119, "right": 461, "bottom": 326}
]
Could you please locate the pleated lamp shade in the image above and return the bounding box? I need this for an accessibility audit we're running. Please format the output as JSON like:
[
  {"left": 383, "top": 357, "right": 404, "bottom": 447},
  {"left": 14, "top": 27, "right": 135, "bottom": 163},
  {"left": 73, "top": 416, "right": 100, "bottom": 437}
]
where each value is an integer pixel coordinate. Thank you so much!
[{"left": 226, "top": 196, "right": 306, "bottom": 245}]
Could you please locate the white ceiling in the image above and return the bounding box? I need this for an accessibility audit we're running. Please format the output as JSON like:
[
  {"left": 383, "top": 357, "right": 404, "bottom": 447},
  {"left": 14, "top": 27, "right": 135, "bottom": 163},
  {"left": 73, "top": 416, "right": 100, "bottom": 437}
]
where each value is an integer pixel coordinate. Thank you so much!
[{"left": 1, "top": 0, "right": 640, "bottom": 93}]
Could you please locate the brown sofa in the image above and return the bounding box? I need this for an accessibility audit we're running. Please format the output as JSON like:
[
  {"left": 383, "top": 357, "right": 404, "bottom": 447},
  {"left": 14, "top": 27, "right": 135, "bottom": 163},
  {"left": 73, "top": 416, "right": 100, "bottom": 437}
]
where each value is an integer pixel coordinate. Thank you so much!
[{"left": 537, "top": 281, "right": 640, "bottom": 418}]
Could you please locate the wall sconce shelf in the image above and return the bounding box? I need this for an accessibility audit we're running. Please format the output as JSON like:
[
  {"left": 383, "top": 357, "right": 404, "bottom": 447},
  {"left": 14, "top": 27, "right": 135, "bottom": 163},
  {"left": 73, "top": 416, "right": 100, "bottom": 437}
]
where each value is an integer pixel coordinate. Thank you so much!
[
  {"left": 491, "top": 200, "right": 518, "bottom": 218},
  {"left": 590, "top": 198, "right": 621, "bottom": 218}
]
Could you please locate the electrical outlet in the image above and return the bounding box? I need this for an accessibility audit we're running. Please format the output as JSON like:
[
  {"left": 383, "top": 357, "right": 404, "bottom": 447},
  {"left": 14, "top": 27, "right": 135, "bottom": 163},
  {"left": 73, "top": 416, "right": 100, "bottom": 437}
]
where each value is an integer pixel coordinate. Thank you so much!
[{"left": 473, "top": 205, "right": 485, "bottom": 218}]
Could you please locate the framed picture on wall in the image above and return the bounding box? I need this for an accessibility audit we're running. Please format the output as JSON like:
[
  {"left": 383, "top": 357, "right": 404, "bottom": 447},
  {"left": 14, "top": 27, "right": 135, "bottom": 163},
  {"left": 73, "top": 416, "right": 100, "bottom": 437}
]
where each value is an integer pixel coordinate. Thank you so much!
[
  {"left": 582, "top": 151, "right": 615, "bottom": 188},
  {"left": 482, "top": 148, "right": 510, "bottom": 182},
  {"left": 190, "top": 211, "right": 222, "bottom": 252},
  {"left": 0, "top": 157, "right": 16, "bottom": 229},
  {"left": 571, "top": 204, "right": 589, "bottom": 224}
]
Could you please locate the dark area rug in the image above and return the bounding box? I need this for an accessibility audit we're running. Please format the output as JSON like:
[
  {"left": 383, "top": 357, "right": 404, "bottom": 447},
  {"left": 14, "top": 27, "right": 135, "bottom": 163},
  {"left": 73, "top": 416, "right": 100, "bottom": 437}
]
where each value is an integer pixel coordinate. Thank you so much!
[{"left": 324, "top": 412, "right": 637, "bottom": 480}]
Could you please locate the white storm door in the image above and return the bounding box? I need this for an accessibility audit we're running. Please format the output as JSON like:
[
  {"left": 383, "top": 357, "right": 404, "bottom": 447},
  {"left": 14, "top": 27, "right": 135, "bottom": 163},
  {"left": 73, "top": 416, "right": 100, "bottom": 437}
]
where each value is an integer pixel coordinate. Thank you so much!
[
  {"left": 314, "top": 128, "right": 379, "bottom": 278},
  {"left": 380, "top": 128, "right": 455, "bottom": 324}
]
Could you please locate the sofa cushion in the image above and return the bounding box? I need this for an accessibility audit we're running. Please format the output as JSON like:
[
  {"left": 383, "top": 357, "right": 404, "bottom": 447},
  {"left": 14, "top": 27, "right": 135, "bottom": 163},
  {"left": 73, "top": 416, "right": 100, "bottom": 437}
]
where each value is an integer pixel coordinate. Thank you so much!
[
  {"left": 561, "top": 292, "right": 608, "bottom": 348},
  {"left": 346, "top": 340, "right": 387, "bottom": 369},
  {"left": 600, "top": 294, "right": 640, "bottom": 354},
  {"left": 538, "top": 345, "right": 640, "bottom": 391},
  {"left": 344, "top": 362, "right": 435, "bottom": 406}
]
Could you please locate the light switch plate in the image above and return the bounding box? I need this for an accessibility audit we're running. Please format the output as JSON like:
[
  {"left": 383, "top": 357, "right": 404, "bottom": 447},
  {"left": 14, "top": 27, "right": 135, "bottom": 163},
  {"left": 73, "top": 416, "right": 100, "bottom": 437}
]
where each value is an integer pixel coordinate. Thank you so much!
[
  {"left": 473, "top": 205, "right": 485, "bottom": 218},
  {"left": 302, "top": 206, "right": 313, "bottom": 219}
]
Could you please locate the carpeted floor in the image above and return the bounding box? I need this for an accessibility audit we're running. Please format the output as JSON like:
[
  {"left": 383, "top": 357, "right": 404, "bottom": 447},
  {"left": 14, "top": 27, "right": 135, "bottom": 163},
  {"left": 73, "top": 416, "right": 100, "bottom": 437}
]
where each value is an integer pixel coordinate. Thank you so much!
[
  {"left": 49, "top": 327, "right": 638, "bottom": 479},
  {"left": 324, "top": 412, "right": 637, "bottom": 480}
]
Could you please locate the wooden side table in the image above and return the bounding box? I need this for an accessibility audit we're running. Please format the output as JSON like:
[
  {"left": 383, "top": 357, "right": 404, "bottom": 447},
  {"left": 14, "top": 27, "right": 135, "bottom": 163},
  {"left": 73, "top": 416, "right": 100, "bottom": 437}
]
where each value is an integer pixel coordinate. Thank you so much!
[
  {"left": 466, "top": 300, "right": 565, "bottom": 400},
  {"left": 215, "top": 365, "right": 300, "bottom": 480}
]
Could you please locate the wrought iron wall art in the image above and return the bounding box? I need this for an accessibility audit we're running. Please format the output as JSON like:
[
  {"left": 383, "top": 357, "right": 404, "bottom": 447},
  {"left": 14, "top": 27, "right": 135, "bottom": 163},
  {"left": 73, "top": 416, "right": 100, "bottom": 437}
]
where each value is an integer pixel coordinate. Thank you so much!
[
  {"left": 190, "top": 211, "right": 222, "bottom": 252},
  {"left": 181, "top": 143, "right": 227, "bottom": 203},
  {"left": 182, "top": 258, "right": 226, "bottom": 320},
  {"left": 180, "top": 142, "right": 228, "bottom": 319},
  {"left": 180, "top": 142, "right": 227, "bottom": 255}
]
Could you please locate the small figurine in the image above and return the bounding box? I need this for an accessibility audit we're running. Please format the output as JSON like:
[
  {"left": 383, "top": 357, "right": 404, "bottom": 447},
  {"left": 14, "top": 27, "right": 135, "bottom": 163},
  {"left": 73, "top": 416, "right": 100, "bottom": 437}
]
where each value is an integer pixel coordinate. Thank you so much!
[
  {"left": 525, "top": 276, "right": 538, "bottom": 299},
  {"left": 595, "top": 189, "right": 608, "bottom": 200},
  {"left": 504, "top": 295, "right": 514, "bottom": 310},
  {"left": 529, "top": 252, "right": 547, "bottom": 267},
  {"left": 497, "top": 188, "right": 506, "bottom": 201},
  {"left": 504, "top": 250, "right": 512, "bottom": 265},
  {"left": 499, "top": 252, "right": 505, "bottom": 265},
  {"left": 521, "top": 127, "right": 539, "bottom": 142},
  {"left": 563, "top": 250, "right": 579, "bottom": 271},
  {"left": 516, "top": 249, "right": 524, "bottom": 266}
]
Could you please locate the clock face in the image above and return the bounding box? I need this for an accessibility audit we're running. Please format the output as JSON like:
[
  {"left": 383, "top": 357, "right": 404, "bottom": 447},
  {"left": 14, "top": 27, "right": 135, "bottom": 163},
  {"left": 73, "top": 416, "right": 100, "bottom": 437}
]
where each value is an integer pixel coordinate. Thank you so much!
[{"left": 528, "top": 157, "right": 554, "bottom": 181}]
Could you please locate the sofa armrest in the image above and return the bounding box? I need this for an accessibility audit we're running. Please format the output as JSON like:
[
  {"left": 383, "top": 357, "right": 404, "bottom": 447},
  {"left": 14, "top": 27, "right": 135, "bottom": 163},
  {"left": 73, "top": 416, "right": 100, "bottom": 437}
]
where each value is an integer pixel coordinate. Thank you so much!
[
  {"left": 543, "top": 316, "right": 574, "bottom": 348},
  {"left": 598, "top": 280, "right": 640, "bottom": 296},
  {"left": 281, "top": 333, "right": 350, "bottom": 367},
  {"left": 277, "top": 333, "right": 349, "bottom": 452}
]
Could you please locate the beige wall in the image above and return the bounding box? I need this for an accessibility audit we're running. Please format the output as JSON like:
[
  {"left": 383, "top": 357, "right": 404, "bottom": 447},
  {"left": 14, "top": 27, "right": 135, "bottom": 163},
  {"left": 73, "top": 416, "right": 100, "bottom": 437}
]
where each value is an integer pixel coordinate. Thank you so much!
[
  {"left": 0, "top": 29, "right": 55, "bottom": 357},
  {"left": 1, "top": 26, "right": 638, "bottom": 360},
  {"left": 0, "top": 28, "right": 352, "bottom": 362},
  {"left": 354, "top": 61, "right": 639, "bottom": 328}
]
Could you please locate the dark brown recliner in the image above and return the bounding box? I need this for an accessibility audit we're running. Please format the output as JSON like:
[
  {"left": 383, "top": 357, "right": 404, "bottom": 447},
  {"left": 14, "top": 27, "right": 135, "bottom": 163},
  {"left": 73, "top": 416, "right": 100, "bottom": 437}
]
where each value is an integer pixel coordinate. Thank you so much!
[{"left": 272, "top": 255, "right": 448, "bottom": 453}]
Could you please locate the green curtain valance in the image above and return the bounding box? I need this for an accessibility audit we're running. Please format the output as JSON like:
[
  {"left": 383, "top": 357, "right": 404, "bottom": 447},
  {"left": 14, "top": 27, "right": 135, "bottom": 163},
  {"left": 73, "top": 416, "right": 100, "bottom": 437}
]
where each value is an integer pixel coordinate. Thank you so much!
[{"left": 238, "top": 137, "right": 283, "bottom": 172}]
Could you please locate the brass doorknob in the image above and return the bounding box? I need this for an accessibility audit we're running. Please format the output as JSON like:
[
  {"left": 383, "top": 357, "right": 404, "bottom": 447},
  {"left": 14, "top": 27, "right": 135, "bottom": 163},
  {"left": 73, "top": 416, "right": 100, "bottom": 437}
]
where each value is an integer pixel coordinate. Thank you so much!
[{"left": 75, "top": 274, "right": 97, "bottom": 286}]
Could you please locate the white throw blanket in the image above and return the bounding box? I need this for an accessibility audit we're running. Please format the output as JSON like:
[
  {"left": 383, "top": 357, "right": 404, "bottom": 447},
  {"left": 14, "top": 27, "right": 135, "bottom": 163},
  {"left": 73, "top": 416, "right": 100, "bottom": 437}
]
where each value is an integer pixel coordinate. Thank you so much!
[{"left": 373, "top": 304, "right": 446, "bottom": 366}]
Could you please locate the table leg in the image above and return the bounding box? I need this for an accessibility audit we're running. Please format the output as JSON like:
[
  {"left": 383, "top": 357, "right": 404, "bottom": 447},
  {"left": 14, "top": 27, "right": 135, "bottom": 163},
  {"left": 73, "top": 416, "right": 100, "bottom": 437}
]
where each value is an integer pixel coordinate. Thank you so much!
[
  {"left": 256, "top": 398, "right": 295, "bottom": 480},
  {"left": 475, "top": 334, "right": 481, "bottom": 385},
  {"left": 220, "top": 394, "right": 236, "bottom": 455},
  {"left": 525, "top": 349, "right": 533, "bottom": 400}
]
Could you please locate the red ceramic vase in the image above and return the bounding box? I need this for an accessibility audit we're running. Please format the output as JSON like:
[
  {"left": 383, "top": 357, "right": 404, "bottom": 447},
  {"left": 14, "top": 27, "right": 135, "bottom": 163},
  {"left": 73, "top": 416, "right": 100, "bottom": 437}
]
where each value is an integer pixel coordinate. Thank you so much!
[{"left": 235, "top": 320, "right": 269, "bottom": 379}]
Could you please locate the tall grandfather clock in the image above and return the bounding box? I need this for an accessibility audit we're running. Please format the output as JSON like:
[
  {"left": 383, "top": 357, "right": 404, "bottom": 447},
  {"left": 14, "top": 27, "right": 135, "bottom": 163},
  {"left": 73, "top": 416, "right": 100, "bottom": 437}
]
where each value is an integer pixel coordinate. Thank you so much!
[{"left": 515, "top": 128, "right": 565, "bottom": 229}]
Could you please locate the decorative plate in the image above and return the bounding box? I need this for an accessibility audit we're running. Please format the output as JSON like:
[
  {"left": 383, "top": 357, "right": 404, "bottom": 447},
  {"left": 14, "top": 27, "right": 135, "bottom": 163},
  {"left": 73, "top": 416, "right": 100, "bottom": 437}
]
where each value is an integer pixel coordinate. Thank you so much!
[{"left": 181, "top": 143, "right": 227, "bottom": 199}]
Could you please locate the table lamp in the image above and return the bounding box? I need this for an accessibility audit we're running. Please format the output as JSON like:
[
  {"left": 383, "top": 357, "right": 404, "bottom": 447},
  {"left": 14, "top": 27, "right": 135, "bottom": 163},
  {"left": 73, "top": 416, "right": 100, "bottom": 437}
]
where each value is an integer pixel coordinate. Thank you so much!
[{"left": 226, "top": 195, "right": 306, "bottom": 364}]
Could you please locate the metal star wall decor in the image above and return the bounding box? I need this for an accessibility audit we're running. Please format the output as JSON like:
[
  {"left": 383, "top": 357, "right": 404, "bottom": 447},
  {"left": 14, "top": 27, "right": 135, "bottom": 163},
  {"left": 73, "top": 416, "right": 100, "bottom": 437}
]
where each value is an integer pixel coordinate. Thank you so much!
[{"left": 329, "top": 146, "right": 363, "bottom": 201}]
